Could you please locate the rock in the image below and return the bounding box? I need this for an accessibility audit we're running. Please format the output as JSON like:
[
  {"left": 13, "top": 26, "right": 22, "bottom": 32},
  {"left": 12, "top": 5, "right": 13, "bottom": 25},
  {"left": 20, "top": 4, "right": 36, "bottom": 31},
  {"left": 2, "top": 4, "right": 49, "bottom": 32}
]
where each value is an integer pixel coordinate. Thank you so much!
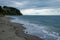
[{"left": 2, "top": 30, "right": 5, "bottom": 32}]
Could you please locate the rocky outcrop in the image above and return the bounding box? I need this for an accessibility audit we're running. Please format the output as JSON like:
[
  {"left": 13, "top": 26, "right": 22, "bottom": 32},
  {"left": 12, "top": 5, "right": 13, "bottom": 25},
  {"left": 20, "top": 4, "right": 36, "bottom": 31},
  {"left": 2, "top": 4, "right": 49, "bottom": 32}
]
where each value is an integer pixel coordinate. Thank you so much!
[{"left": 0, "top": 6, "right": 22, "bottom": 16}]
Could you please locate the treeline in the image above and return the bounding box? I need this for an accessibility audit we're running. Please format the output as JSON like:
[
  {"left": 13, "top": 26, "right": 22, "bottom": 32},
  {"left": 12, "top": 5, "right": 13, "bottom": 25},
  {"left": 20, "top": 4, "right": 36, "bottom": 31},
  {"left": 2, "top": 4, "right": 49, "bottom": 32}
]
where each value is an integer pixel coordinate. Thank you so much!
[{"left": 0, "top": 6, "right": 22, "bottom": 16}]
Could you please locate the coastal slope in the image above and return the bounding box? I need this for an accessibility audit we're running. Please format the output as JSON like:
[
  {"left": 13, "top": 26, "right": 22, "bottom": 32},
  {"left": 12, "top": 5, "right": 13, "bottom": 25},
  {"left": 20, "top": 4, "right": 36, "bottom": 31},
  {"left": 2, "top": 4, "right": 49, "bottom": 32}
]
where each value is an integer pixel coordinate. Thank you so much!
[{"left": 0, "top": 6, "right": 22, "bottom": 16}]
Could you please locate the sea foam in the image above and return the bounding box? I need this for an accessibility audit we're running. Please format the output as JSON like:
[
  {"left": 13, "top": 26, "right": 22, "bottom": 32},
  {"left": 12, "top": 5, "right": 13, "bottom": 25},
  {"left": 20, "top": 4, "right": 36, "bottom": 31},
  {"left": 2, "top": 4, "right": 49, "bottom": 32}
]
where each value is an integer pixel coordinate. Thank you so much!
[{"left": 10, "top": 16, "right": 60, "bottom": 40}]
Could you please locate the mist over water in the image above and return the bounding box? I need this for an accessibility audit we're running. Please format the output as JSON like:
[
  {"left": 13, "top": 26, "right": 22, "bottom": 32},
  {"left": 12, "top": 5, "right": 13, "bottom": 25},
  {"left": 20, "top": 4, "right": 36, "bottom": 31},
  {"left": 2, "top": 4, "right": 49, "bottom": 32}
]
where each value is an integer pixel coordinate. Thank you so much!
[{"left": 10, "top": 15, "right": 60, "bottom": 40}]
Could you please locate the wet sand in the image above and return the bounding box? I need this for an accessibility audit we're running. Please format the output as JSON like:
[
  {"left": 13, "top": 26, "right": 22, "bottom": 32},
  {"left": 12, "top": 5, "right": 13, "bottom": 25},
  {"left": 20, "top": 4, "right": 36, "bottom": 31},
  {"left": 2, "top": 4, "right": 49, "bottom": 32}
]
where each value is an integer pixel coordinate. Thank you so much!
[{"left": 0, "top": 17, "right": 42, "bottom": 40}]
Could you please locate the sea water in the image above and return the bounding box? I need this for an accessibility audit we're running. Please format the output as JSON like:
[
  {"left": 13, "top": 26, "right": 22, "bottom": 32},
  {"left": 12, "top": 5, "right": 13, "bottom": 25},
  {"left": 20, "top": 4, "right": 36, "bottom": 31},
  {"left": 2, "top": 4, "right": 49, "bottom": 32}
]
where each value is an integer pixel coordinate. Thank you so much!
[{"left": 9, "top": 15, "right": 60, "bottom": 40}]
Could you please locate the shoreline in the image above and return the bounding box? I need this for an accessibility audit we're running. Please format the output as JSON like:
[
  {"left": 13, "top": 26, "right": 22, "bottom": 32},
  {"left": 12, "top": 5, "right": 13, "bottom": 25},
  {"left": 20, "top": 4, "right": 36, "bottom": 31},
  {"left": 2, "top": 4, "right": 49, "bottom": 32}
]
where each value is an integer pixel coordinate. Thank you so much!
[{"left": 0, "top": 17, "right": 42, "bottom": 40}]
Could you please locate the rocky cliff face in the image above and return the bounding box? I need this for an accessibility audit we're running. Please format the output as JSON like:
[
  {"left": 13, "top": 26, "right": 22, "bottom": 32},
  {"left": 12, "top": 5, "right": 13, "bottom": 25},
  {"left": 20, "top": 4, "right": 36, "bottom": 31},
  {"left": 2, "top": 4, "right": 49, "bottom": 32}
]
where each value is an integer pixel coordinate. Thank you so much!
[{"left": 0, "top": 6, "right": 22, "bottom": 16}]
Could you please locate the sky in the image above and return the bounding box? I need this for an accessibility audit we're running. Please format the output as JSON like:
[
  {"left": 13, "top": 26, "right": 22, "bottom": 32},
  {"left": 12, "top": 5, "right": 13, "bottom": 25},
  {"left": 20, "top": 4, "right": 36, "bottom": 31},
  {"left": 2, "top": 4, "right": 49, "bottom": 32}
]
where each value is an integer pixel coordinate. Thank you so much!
[{"left": 0, "top": 0, "right": 60, "bottom": 15}]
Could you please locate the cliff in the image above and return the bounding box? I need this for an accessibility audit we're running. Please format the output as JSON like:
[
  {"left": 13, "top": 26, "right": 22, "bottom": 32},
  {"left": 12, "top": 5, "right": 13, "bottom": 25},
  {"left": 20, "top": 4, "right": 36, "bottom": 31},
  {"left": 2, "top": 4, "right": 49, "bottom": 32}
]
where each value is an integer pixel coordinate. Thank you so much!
[{"left": 0, "top": 6, "right": 22, "bottom": 16}]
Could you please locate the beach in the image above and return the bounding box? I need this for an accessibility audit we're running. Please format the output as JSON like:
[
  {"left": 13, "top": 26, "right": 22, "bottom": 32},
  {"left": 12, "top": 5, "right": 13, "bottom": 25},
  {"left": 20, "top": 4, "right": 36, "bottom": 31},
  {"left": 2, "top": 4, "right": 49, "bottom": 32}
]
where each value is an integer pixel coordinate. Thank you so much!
[{"left": 0, "top": 17, "right": 42, "bottom": 40}]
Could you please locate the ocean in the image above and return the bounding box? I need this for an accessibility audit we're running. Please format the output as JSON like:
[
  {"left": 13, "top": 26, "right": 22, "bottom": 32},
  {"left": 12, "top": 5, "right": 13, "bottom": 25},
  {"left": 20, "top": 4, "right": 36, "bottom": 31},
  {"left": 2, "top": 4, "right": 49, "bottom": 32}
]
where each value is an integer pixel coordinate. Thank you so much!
[{"left": 9, "top": 15, "right": 60, "bottom": 40}]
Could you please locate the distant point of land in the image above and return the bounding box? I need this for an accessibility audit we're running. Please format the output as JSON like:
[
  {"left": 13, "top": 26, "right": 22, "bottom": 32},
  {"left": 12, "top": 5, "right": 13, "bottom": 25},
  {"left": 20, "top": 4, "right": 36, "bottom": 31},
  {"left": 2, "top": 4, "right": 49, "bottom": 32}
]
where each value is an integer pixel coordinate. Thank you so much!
[{"left": 0, "top": 6, "right": 22, "bottom": 16}]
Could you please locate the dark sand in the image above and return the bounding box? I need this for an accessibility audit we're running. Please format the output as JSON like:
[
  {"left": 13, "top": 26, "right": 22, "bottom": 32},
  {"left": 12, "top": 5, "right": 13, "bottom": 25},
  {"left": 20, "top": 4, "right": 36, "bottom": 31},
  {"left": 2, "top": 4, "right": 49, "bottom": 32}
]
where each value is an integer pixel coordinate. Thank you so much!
[{"left": 0, "top": 17, "right": 43, "bottom": 40}]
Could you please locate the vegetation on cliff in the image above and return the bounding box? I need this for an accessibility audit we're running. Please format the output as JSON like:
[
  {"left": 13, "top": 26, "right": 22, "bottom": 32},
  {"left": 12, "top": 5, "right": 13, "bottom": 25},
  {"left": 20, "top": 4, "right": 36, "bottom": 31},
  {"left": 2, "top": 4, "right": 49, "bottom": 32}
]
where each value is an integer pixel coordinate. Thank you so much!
[{"left": 0, "top": 6, "right": 22, "bottom": 16}]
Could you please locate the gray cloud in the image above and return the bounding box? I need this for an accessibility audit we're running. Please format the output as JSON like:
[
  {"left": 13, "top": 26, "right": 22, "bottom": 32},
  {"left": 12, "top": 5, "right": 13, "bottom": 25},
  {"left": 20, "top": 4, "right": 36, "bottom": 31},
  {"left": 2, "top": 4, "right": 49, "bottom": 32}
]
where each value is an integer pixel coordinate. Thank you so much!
[{"left": 0, "top": 0, "right": 60, "bottom": 9}]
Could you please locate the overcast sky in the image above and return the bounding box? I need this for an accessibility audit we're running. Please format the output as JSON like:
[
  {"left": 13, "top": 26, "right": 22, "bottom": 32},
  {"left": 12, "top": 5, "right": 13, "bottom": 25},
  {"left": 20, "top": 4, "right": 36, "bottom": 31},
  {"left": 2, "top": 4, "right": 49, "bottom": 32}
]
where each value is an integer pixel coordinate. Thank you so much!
[{"left": 0, "top": 0, "right": 60, "bottom": 15}]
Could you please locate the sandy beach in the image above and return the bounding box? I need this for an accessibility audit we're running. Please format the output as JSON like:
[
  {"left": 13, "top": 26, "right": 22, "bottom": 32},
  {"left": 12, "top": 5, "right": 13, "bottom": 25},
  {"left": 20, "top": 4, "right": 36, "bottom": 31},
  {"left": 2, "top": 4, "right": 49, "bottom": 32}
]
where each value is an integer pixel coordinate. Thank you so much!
[{"left": 0, "top": 17, "right": 42, "bottom": 40}]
